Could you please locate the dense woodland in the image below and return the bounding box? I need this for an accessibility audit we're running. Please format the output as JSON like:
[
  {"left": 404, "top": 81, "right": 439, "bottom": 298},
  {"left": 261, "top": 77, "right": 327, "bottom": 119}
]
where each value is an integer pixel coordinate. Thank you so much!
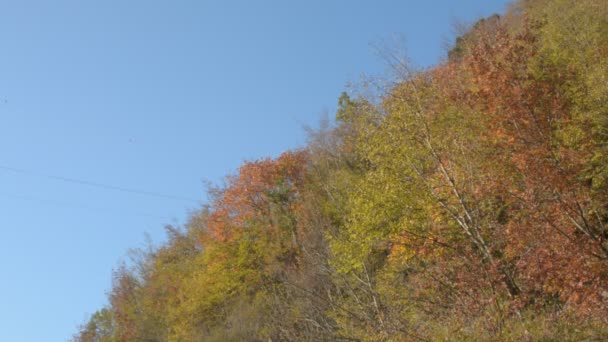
[{"left": 75, "top": 0, "right": 608, "bottom": 340}]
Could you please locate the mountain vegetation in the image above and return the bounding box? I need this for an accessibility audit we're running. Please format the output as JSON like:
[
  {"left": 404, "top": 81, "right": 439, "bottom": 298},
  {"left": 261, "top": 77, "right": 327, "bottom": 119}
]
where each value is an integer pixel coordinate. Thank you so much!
[{"left": 74, "top": 0, "right": 608, "bottom": 340}]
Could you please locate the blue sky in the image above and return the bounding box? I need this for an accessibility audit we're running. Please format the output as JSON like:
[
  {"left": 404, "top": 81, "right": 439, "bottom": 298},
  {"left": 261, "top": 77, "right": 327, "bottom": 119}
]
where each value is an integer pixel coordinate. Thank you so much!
[{"left": 0, "top": 1, "right": 511, "bottom": 340}]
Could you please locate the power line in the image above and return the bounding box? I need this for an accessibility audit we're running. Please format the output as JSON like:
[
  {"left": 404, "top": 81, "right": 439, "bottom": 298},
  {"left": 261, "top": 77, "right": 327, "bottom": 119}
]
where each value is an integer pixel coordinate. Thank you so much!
[
  {"left": 0, "top": 191, "right": 172, "bottom": 220},
  {"left": 0, "top": 164, "right": 201, "bottom": 203}
]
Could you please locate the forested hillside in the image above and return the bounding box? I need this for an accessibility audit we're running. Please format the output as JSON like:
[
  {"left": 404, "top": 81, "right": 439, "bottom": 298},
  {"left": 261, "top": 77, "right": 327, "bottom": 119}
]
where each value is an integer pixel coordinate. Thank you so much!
[{"left": 75, "top": 0, "right": 608, "bottom": 340}]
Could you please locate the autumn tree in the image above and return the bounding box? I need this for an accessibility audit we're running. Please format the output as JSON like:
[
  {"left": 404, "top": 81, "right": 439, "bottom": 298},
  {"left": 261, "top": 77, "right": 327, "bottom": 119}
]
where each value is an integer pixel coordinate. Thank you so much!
[{"left": 75, "top": 1, "right": 608, "bottom": 340}]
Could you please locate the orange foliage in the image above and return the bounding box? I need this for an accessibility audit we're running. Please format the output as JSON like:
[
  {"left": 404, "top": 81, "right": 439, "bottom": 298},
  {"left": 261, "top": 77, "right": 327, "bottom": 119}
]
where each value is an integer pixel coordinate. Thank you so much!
[
  {"left": 434, "top": 17, "right": 608, "bottom": 315},
  {"left": 204, "top": 151, "right": 307, "bottom": 244}
]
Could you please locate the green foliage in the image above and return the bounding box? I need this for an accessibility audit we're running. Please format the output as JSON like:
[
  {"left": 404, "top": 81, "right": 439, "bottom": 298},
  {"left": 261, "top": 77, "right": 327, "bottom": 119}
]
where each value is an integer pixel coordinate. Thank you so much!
[
  {"left": 534, "top": 0, "right": 608, "bottom": 193},
  {"left": 74, "top": 308, "right": 115, "bottom": 342}
]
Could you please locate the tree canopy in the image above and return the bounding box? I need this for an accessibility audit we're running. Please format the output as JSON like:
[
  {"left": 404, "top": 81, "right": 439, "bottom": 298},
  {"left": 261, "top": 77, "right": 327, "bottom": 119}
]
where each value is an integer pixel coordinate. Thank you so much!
[{"left": 75, "top": 1, "right": 608, "bottom": 340}]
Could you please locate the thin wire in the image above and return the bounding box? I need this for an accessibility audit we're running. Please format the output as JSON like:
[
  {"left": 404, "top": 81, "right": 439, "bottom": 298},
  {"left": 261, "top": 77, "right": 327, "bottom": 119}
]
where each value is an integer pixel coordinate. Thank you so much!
[
  {"left": 0, "top": 191, "right": 172, "bottom": 220},
  {"left": 0, "top": 164, "right": 200, "bottom": 203}
]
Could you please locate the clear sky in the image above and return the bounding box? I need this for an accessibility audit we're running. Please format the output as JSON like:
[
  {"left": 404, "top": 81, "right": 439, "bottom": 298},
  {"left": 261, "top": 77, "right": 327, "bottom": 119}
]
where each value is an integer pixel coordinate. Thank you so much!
[{"left": 0, "top": 1, "right": 511, "bottom": 340}]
